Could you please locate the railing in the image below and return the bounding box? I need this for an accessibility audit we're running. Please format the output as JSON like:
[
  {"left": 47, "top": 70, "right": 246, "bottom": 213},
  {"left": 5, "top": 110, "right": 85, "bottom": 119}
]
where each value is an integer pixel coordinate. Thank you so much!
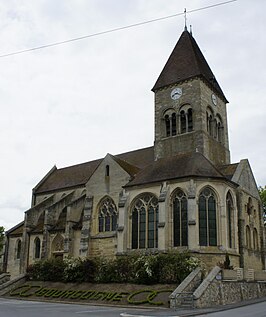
[{"left": 174, "top": 292, "right": 195, "bottom": 309}]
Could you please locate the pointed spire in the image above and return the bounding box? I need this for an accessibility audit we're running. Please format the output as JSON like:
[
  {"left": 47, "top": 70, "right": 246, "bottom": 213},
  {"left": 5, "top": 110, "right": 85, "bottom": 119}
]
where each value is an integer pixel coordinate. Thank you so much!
[
  {"left": 152, "top": 30, "right": 228, "bottom": 103},
  {"left": 184, "top": 9, "right": 188, "bottom": 31}
]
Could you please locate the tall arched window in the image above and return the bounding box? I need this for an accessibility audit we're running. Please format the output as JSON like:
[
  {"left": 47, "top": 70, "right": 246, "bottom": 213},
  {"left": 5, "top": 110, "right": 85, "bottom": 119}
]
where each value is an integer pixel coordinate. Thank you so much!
[
  {"left": 165, "top": 115, "right": 170, "bottom": 137},
  {"left": 131, "top": 193, "right": 158, "bottom": 249},
  {"left": 199, "top": 187, "right": 217, "bottom": 246},
  {"left": 246, "top": 225, "right": 251, "bottom": 249},
  {"left": 16, "top": 239, "right": 21, "bottom": 260},
  {"left": 173, "top": 189, "right": 188, "bottom": 246},
  {"left": 180, "top": 110, "right": 186, "bottom": 134},
  {"left": 34, "top": 237, "right": 41, "bottom": 259},
  {"left": 164, "top": 109, "right": 176, "bottom": 137},
  {"left": 253, "top": 228, "right": 259, "bottom": 250},
  {"left": 98, "top": 197, "right": 117, "bottom": 232},
  {"left": 172, "top": 113, "right": 177, "bottom": 136},
  {"left": 226, "top": 192, "right": 234, "bottom": 248}
]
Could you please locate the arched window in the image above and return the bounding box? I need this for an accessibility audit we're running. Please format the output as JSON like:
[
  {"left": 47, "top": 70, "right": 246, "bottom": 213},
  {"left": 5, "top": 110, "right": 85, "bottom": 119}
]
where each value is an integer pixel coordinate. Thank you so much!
[
  {"left": 52, "top": 233, "right": 64, "bottom": 252},
  {"left": 34, "top": 237, "right": 41, "bottom": 259},
  {"left": 98, "top": 197, "right": 117, "bottom": 232},
  {"left": 253, "top": 228, "right": 259, "bottom": 250},
  {"left": 226, "top": 192, "right": 234, "bottom": 248},
  {"left": 247, "top": 198, "right": 253, "bottom": 216},
  {"left": 172, "top": 113, "right": 177, "bottom": 136},
  {"left": 164, "top": 110, "right": 177, "bottom": 137},
  {"left": 199, "top": 187, "right": 217, "bottom": 246},
  {"left": 16, "top": 239, "right": 21, "bottom": 260},
  {"left": 246, "top": 225, "right": 251, "bottom": 249},
  {"left": 179, "top": 105, "right": 193, "bottom": 134},
  {"left": 206, "top": 108, "right": 214, "bottom": 137},
  {"left": 105, "top": 165, "right": 110, "bottom": 177},
  {"left": 173, "top": 189, "right": 188, "bottom": 246},
  {"left": 165, "top": 115, "right": 170, "bottom": 137},
  {"left": 131, "top": 193, "right": 158, "bottom": 249}
]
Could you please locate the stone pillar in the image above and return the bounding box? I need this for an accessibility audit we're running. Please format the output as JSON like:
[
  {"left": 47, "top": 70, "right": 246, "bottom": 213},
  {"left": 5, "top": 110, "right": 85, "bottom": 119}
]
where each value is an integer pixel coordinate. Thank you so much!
[
  {"left": 117, "top": 190, "right": 129, "bottom": 254},
  {"left": 41, "top": 209, "right": 53, "bottom": 259},
  {"left": 187, "top": 180, "right": 197, "bottom": 249},
  {"left": 158, "top": 182, "right": 169, "bottom": 251},
  {"left": 79, "top": 196, "right": 93, "bottom": 258}
]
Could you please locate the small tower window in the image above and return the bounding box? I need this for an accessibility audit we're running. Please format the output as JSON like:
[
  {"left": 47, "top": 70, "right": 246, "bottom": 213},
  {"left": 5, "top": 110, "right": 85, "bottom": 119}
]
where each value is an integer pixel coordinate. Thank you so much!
[
  {"left": 179, "top": 105, "right": 193, "bottom": 134},
  {"left": 105, "top": 165, "right": 110, "bottom": 177},
  {"left": 172, "top": 113, "right": 177, "bottom": 136},
  {"left": 16, "top": 239, "right": 21, "bottom": 260},
  {"left": 34, "top": 237, "right": 41, "bottom": 259}
]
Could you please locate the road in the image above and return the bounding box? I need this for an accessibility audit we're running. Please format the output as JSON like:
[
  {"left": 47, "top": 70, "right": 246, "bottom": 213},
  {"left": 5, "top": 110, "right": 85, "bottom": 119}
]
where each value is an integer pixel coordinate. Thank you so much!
[{"left": 0, "top": 297, "right": 265, "bottom": 317}]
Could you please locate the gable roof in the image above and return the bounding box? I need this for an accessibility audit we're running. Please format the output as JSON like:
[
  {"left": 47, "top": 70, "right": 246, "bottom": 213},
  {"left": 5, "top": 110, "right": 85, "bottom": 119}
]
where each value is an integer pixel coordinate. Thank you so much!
[
  {"left": 34, "top": 146, "right": 154, "bottom": 194},
  {"left": 125, "top": 151, "right": 227, "bottom": 187},
  {"left": 152, "top": 30, "right": 227, "bottom": 102}
]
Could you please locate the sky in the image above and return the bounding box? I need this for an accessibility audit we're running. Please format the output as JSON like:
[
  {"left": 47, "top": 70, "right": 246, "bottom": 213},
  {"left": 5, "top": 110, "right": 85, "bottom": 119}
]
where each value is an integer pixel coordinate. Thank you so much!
[{"left": 0, "top": 0, "right": 265, "bottom": 231}]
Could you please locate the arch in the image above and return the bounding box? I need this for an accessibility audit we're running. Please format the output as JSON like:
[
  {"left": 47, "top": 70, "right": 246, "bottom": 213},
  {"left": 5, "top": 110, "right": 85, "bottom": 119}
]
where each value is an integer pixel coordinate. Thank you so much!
[
  {"left": 253, "top": 228, "right": 259, "bottom": 250},
  {"left": 246, "top": 225, "right": 251, "bottom": 249},
  {"left": 198, "top": 187, "right": 217, "bottom": 246},
  {"left": 131, "top": 193, "right": 158, "bottom": 249},
  {"left": 34, "top": 237, "right": 41, "bottom": 259},
  {"left": 172, "top": 188, "right": 188, "bottom": 247},
  {"left": 226, "top": 191, "right": 234, "bottom": 248},
  {"left": 51, "top": 233, "right": 64, "bottom": 252},
  {"left": 15, "top": 239, "right": 22, "bottom": 260},
  {"left": 98, "top": 196, "right": 118, "bottom": 232}
]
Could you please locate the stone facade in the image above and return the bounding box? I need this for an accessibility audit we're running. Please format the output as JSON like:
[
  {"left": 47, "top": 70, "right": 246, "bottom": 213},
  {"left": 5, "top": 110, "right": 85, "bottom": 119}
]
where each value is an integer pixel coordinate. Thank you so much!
[{"left": 4, "top": 29, "right": 265, "bottom": 279}]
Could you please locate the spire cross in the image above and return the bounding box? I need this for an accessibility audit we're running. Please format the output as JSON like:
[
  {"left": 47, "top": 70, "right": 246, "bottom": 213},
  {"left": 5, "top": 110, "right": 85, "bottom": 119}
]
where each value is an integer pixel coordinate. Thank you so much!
[{"left": 184, "top": 8, "right": 187, "bottom": 31}]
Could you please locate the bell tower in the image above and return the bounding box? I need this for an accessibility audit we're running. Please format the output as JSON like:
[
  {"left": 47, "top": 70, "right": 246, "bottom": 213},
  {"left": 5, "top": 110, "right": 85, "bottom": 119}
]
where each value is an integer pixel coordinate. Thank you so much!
[{"left": 152, "top": 30, "right": 230, "bottom": 166}]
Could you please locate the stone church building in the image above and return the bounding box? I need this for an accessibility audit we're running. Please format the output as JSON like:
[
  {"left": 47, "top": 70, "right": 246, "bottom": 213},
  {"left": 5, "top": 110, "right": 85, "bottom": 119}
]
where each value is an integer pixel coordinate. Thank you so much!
[{"left": 4, "top": 29, "right": 265, "bottom": 278}]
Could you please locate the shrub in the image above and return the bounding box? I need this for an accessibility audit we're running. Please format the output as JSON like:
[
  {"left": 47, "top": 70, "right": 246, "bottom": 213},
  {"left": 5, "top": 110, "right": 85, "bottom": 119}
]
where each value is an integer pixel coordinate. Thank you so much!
[{"left": 26, "top": 251, "right": 201, "bottom": 284}]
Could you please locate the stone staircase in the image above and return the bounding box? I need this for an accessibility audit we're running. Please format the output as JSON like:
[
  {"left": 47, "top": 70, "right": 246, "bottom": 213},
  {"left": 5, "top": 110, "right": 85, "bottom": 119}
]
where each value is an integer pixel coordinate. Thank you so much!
[{"left": 0, "top": 273, "right": 10, "bottom": 286}]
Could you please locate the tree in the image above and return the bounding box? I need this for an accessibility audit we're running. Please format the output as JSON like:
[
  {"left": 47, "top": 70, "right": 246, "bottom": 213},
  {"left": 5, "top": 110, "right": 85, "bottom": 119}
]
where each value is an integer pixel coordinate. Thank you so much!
[
  {"left": 258, "top": 186, "right": 266, "bottom": 225},
  {"left": 0, "top": 226, "right": 4, "bottom": 253}
]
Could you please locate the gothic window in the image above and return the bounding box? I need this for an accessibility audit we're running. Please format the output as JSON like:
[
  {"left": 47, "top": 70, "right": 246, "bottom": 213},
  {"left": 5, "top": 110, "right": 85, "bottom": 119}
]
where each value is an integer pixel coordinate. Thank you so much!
[
  {"left": 246, "top": 225, "right": 251, "bottom": 249},
  {"left": 34, "top": 237, "right": 41, "bottom": 259},
  {"left": 16, "top": 239, "right": 21, "bottom": 260},
  {"left": 199, "top": 187, "right": 217, "bottom": 246},
  {"left": 253, "top": 228, "right": 259, "bottom": 250},
  {"left": 179, "top": 105, "right": 193, "bottom": 134},
  {"left": 226, "top": 192, "right": 234, "bottom": 248},
  {"left": 131, "top": 193, "right": 158, "bottom": 249},
  {"left": 52, "top": 233, "right": 64, "bottom": 252},
  {"left": 173, "top": 189, "right": 188, "bottom": 246},
  {"left": 98, "top": 197, "right": 117, "bottom": 232}
]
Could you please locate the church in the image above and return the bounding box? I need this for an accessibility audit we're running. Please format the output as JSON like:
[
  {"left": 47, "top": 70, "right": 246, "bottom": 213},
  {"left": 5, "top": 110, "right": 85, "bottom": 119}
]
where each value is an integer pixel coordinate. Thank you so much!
[{"left": 4, "top": 28, "right": 265, "bottom": 278}]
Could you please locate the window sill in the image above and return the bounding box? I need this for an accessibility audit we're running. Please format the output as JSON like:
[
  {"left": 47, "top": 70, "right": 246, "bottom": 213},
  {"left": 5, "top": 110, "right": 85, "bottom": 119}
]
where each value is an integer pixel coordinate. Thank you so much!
[{"left": 91, "top": 232, "right": 117, "bottom": 239}]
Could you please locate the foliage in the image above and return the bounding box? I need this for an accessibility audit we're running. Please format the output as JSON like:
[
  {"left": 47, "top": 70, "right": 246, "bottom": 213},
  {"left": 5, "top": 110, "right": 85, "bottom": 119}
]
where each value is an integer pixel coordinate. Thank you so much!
[
  {"left": 26, "top": 251, "right": 200, "bottom": 285},
  {"left": 258, "top": 186, "right": 266, "bottom": 224},
  {"left": 0, "top": 226, "right": 4, "bottom": 253}
]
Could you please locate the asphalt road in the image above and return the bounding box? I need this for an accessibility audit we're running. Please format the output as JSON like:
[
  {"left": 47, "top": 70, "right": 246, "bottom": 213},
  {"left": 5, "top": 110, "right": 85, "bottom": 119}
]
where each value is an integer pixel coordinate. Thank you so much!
[
  {"left": 0, "top": 297, "right": 266, "bottom": 317},
  {"left": 0, "top": 298, "right": 167, "bottom": 317}
]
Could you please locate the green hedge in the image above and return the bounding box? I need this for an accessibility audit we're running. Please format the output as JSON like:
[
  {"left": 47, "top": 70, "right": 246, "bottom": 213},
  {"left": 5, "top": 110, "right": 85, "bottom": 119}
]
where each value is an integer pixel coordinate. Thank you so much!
[{"left": 26, "top": 251, "right": 200, "bottom": 284}]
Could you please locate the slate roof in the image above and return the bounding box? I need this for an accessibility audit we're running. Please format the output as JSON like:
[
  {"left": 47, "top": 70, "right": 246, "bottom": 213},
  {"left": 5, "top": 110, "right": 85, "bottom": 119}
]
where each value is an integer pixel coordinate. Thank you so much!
[
  {"left": 125, "top": 152, "right": 228, "bottom": 187},
  {"left": 152, "top": 30, "right": 227, "bottom": 102},
  {"left": 34, "top": 146, "right": 154, "bottom": 194},
  {"left": 218, "top": 163, "right": 239, "bottom": 181}
]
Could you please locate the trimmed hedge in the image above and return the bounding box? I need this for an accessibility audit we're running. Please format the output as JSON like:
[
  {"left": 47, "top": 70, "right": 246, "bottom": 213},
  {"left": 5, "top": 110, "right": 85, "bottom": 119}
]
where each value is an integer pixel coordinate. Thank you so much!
[{"left": 26, "top": 251, "right": 200, "bottom": 284}]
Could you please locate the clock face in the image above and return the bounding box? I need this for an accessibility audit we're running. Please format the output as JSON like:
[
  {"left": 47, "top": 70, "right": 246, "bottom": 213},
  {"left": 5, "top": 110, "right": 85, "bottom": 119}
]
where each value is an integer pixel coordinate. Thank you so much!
[
  {"left": 211, "top": 93, "right": 217, "bottom": 106},
  {"left": 171, "top": 87, "right": 182, "bottom": 100}
]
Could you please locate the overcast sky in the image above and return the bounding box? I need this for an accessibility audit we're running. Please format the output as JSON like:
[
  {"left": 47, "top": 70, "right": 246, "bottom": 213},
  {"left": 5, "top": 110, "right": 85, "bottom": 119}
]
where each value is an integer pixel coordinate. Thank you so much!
[{"left": 0, "top": 0, "right": 265, "bottom": 231}]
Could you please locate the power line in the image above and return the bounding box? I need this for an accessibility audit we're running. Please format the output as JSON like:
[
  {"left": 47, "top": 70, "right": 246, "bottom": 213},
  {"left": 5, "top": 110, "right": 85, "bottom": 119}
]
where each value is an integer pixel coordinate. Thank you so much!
[{"left": 0, "top": 0, "right": 237, "bottom": 58}]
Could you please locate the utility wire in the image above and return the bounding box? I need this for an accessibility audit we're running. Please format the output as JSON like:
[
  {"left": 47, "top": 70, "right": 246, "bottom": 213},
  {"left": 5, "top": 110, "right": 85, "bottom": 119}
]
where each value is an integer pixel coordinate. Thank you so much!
[{"left": 0, "top": 0, "right": 237, "bottom": 58}]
